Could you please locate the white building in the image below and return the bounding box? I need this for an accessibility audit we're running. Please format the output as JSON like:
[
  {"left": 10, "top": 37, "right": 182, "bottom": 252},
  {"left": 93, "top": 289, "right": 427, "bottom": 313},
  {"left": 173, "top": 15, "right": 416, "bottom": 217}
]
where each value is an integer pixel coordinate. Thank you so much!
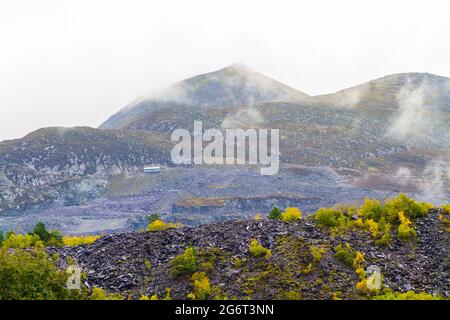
[{"left": 144, "top": 166, "right": 161, "bottom": 174}]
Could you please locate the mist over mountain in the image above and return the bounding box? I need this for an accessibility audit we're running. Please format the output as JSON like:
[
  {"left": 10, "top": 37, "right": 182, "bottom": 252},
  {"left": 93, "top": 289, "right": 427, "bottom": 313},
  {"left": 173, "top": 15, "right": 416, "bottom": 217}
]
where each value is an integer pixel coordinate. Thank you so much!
[
  {"left": 99, "top": 64, "right": 309, "bottom": 130},
  {"left": 0, "top": 65, "right": 449, "bottom": 234}
]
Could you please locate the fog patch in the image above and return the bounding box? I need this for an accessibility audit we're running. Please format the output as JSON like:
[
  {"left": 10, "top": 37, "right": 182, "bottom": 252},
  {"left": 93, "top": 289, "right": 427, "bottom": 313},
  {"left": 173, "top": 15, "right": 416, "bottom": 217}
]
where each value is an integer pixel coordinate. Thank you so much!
[
  {"left": 221, "top": 107, "right": 264, "bottom": 129},
  {"left": 392, "top": 159, "right": 449, "bottom": 204},
  {"left": 336, "top": 84, "right": 368, "bottom": 108},
  {"left": 386, "top": 79, "right": 441, "bottom": 144},
  {"left": 418, "top": 159, "right": 448, "bottom": 203}
]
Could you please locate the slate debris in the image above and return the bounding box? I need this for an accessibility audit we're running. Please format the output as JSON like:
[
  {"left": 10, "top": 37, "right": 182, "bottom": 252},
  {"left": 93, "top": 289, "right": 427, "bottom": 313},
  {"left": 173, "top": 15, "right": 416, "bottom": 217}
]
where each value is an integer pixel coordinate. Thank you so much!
[{"left": 50, "top": 209, "right": 449, "bottom": 299}]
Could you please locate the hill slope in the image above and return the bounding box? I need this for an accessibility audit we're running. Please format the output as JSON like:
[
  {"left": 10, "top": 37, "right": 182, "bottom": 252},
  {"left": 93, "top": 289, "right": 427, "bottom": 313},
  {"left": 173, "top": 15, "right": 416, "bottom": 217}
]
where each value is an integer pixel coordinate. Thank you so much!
[
  {"left": 312, "top": 72, "right": 450, "bottom": 111},
  {"left": 54, "top": 209, "right": 449, "bottom": 300},
  {"left": 0, "top": 127, "right": 171, "bottom": 214}
]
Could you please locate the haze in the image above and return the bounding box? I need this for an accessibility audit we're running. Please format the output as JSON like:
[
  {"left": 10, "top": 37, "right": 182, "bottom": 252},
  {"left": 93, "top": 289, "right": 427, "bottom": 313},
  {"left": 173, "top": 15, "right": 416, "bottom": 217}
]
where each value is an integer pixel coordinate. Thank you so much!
[{"left": 1, "top": 0, "right": 450, "bottom": 141}]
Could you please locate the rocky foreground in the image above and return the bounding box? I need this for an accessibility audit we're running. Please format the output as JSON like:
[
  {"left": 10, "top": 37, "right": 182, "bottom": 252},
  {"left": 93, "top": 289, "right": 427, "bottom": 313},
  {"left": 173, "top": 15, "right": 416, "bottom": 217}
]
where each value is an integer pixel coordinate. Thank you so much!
[{"left": 52, "top": 209, "right": 449, "bottom": 300}]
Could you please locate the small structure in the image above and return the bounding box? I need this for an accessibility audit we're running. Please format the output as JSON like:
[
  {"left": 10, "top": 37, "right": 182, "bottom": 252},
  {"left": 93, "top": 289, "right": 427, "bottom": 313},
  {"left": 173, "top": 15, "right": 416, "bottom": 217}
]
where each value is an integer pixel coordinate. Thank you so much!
[{"left": 144, "top": 166, "right": 161, "bottom": 174}]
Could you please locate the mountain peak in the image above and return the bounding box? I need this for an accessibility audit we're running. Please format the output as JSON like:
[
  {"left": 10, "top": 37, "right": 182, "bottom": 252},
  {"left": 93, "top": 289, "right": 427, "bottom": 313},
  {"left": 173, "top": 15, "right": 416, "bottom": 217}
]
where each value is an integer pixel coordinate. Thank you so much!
[
  {"left": 100, "top": 64, "right": 309, "bottom": 129},
  {"left": 226, "top": 62, "right": 251, "bottom": 70}
]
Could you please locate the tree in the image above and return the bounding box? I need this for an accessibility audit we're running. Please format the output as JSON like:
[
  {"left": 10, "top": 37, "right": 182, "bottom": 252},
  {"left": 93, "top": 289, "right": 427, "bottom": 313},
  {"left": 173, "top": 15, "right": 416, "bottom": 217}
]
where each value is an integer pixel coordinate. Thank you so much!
[
  {"left": 268, "top": 207, "right": 282, "bottom": 220},
  {"left": 31, "top": 222, "right": 50, "bottom": 242},
  {"left": 0, "top": 246, "right": 84, "bottom": 300},
  {"left": 30, "top": 222, "right": 63, "bottom": 247},
  {"left": 0, "top": 231, "right": 4, "bottom": 246}
]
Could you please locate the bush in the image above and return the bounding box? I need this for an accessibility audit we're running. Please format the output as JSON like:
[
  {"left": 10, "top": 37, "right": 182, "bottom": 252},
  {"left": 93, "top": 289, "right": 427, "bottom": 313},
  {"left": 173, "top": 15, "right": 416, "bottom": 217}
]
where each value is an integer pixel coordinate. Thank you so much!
[
  {"left": 442, "top": 204, "right": 450, "bottom": 215},
  {"left": 248, "top": 239, "right": 271, "bottom": 258},
  {"left": 145, "top": 289, "right": 171, "bottom": 300},
  {"left": 0, "top": 231, "right": 4, "bottom": 246},
  {"left": 314, "top": 208, "right": 344, "bottom": 227},
  {"left": 147, "top": 219, "right": 181, "bottom": 232},
  {"left": 310, "top": 245, "right": 326, "bottom": 263},
  {"left": 2, "top": 233, "right": 42, "bottom": 249},
  {"left": 373, "top": 290, "right": 443, "bottom": 300},
  {"left": 384, "top": 194, "right": 429, "bottom": 222},
  {"left": 365, "top": 219, "right": 379, "bottom": 238},
  {"left": 253, "top": 213, "right": 263, "bottom": 220},
  {"left": 170, "top": 247, "right": 198, "bottom": 276},
  {"left": 0, "top": 246, "right": 84, "bottom": 300},
  {"left": 29, "top": 222, "right": 64, "bottom": 247},
  {"left": 190, "top": 272, "right": 211, "bottom": 300},
  {"left": 281, "top": 207, "right": 302, "bottom": 222},
  {"left": 438, "top": 214, "right": 450, "bottom": 226},
  {"left": 334, "top": 243, "right": 356, "bottom": 267},
  {"left": 353, "top": 252, "right": 365, "bottom": 272},
  {"left": 284, "top": 290, "right": 302, "bottom": 300},
  {"left": 268, "top": 207, "right": 282, "bottom": 220},
  {"left": 63, "top": 235, "right": 100, "bottom": 247},
  {"left": 397, "top": 211, "right": 416, "bottom": 241},
  {"left": 375, "top": 222, "right": 392, "bottom": 246},
  {"left": 358, "top": 198, "right": 383, "bottom": 221},
  {"left": 90, "top": 287, "right": 123, "bottom": 300}
]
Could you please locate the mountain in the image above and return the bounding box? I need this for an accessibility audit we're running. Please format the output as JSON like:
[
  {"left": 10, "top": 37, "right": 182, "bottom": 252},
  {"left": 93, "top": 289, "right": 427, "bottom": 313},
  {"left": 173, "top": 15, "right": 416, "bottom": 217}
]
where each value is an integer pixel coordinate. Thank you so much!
[
  {"left": 312, "top": 72, "right": 450, "bottom": 111},
  {"left": 0, "top": 127, "right": 171, "bottom": 214},
  {"left": 1, "top": 66, "right": 449, "bottom": 233},
  {"left": 97, "top": 69, "right": 450, "bottom": 171},
  {"left": 99, "top": 63, "right": 309, "bottom": 129}
]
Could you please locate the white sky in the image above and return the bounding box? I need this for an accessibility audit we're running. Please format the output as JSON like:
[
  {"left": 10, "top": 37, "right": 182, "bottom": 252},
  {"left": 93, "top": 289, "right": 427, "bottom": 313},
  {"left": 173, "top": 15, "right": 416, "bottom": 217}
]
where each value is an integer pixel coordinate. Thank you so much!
[{"left": 1, "top": 0, "right": 450, "bottom": 141}]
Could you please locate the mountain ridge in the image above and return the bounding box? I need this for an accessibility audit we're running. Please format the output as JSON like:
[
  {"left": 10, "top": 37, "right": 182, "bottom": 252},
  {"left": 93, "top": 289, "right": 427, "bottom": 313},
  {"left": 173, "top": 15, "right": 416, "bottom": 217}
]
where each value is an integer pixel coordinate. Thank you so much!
[{"left": 99, "top": 63, "right": 309, "bottom": 130}]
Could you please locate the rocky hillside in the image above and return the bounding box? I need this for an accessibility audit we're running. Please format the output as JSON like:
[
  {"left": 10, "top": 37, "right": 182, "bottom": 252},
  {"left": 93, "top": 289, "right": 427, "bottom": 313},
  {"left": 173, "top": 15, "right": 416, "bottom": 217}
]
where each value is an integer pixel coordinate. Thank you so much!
[
  {"left": 53, "top": 208, "right": 449, "bottom": 300},
  {"left": 1, "top": 65, "right": 449, "bottom": 225},
  {"left": 313, "top": 72, "right": 450, "bottom": 111},
  {"left": 98, "top": 67, "right": 450, "bottom": 170},
  {"left": 0, "top": 127, "right": 171, "bottom": 214}
]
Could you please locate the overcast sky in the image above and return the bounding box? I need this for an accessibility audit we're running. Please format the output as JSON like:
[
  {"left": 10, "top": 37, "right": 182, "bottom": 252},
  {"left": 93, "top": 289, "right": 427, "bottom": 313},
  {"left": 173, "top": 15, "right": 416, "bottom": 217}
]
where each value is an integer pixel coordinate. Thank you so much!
[{"left": 1, "top": 0, "right": 450, "bottom": 141}]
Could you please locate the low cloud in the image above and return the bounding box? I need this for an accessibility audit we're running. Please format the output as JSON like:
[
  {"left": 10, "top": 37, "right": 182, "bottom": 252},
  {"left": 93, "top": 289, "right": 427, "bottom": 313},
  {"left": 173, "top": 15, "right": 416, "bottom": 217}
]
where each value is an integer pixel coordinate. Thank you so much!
[
  {"left": 221, "top": 107, "right": 264, "bottom": 129},
  {"left": 386, "top": 79, "right": 440, "bottom": 144},
  {"left": 392, "top": 159, "right": 449, "bottom": 204}
]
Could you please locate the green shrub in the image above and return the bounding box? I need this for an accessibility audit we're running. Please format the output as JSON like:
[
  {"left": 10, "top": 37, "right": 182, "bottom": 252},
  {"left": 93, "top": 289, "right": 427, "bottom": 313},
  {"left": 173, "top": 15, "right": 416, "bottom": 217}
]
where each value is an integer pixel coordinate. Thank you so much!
[
  {"left": 442, "top": 204, "right": 450, "bottom": 215},
  {"left": 310, "top": 245, "right": 326, "bottom": 263},
  {"left": 248, "top": 239, "right": 271, "bottom": 258},
  {"left": 63, "top": 235, "right": 100, "bottom": 246},
  {"left": 284, "top": 290, "right": 302, "bottom": 300},
  {"left": 397, "top": 211, "right": 416, "bottom": 241},
  {"left": 373, "top": 289, "right": 443, "bottom": 300},
  {"left": 90, "top": 287, "right": 123, "bottom": 300},
  {"left": 0, "top": 246, "right": 84, "bottom": 300},
  {"left": 314, "top": 208, "right": 344, "bottom": 227},
  {"left": 358, "top": 198, "right": 383, "bottom": 221},
  {"left": 375, "top": 222, "right": 392, "bottom": 246},
  {"left": 281, "top": 207, "right": 302, "bottom": 222},
  {"left": 384, "top": 194, "right": 429, "bottom": 222},
  {"left": 147, "top": 219, "right": 181, "bottom": 232},
  {"left": 268, "top": 207, "right": 282, "bottom": 220},
  {"left": 2, "top": 233, "right": 42, "bottom": 249},
  {"left": 29, "top": 222, "right": 64, "bottom": 247},
  {"left": 190, "top": 272, "right": 211, "bottom": 300},
  {"left": 170, "top": 247, "right": 198, "bottom": 276},
  {"left": 334, "top": 243, "right": 356, "bottom": 267},
  {"left": 398, "top": 224, "right": 416, "bottom": 241}
]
